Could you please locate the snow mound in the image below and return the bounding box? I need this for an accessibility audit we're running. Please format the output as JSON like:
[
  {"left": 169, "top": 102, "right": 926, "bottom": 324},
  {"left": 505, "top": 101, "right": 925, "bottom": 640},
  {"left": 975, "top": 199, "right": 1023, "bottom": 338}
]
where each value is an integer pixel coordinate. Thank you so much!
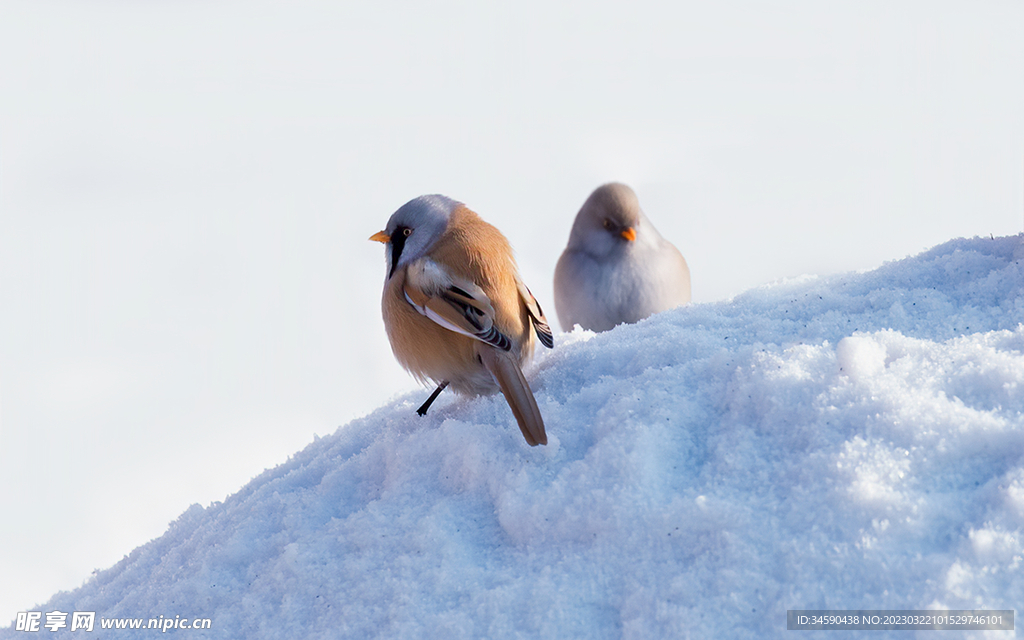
[{"left": 5, "top": 235, "right": 1024, "bottom": 639}]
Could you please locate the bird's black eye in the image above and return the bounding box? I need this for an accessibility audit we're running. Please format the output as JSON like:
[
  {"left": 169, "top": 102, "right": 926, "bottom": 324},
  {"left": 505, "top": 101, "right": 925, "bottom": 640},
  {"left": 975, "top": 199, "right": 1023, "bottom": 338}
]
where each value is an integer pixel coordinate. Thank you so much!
[
  {"left": 402, "top": 228, "right": 412, "bottom": 237},
  {"left": 602, "top": 219, "right": 613, "bottom": 230}
]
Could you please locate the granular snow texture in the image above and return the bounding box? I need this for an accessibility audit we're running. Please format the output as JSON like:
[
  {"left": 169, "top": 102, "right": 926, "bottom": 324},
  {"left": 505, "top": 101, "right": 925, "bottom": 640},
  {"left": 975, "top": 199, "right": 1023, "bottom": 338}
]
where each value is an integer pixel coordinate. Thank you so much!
[{"left": 4, "top": 235, "right": 1023, "bottom": 639}]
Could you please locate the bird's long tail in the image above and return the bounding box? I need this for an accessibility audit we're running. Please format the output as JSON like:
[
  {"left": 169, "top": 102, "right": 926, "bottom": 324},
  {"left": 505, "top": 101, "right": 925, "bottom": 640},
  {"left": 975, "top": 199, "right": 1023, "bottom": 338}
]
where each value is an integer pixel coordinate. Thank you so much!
[{"left": 478, "top": 347, "right": 547, "bottom": 446}]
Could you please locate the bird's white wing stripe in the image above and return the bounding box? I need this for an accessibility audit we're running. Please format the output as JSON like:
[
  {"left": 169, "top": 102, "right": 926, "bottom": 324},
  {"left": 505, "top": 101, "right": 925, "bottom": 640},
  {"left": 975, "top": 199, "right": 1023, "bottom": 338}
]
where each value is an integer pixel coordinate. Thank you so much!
[{"left": 403, "top": 289, "right": 481, "bottom": 340}]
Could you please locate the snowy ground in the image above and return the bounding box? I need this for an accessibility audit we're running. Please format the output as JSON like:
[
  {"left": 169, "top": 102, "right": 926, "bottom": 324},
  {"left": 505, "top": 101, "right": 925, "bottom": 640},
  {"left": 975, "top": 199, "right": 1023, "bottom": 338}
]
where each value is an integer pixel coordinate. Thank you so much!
[
  {"left": 4, "top": 1, "right": 1023, "bottom": 626},
  {"left": 3, "top": 235, "right": 1021, "bottom": 638}
]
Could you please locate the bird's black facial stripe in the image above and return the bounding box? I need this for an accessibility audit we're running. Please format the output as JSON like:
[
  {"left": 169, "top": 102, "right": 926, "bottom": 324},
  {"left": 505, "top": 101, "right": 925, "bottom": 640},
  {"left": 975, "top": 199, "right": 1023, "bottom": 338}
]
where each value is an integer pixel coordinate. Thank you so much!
[{"left": 388, "top": 226, "right": 409, "bottom": 278}]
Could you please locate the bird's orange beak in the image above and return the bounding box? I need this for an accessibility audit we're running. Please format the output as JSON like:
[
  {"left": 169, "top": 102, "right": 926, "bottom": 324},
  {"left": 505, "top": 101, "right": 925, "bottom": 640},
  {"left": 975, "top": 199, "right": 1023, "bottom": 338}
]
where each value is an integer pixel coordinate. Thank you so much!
[
  {"left": 620, "top": 227, "right": 637, "bottom": 242},
  {"left": 369, "top": 231, "right": 390, "bottom": 244}
]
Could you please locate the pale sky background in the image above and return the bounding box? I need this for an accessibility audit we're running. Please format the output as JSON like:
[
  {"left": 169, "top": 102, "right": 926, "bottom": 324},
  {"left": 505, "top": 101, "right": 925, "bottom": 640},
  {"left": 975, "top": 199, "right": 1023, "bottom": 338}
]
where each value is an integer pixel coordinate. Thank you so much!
[{"left": 1, "top": 0, "right": 1022, "bottom": 623}]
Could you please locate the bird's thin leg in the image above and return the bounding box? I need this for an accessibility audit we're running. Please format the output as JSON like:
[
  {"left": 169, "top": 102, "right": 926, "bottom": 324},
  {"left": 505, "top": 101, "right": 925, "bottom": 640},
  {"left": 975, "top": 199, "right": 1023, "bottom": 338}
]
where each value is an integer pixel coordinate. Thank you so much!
[{"left": 416, "top": 381, "right": 449, "bottom": 416}]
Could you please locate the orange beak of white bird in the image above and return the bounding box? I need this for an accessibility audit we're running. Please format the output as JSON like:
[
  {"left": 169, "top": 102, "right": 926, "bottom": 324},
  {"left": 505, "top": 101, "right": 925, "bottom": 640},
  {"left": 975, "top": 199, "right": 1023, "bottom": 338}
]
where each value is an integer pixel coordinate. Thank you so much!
[
  {"left": 620, "top": 227, "right": 637, "bottom": 242},
  {"left": 369, "top": 231, "right": 390, "bottom": 244}
]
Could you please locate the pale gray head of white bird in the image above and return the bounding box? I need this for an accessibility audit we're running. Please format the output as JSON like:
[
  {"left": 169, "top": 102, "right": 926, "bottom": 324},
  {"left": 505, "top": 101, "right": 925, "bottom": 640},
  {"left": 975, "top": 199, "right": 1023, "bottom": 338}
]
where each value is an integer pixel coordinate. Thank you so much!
[
  {"left": 369, "top": 194, "right": 460, "bottom": 279},
  {"left": 567, "top": 182, "right": 658, "bottom": 259}
]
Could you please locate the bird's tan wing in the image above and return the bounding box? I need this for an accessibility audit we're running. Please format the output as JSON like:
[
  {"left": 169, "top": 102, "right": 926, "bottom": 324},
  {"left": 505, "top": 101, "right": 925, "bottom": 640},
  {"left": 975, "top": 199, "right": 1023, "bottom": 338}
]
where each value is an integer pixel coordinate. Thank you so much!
[
  {"left": 403, "top": 258, "right": 512, "bottom": 351},
  {"left": 515, "top": 276, "right": 554, "bottom": 349}
]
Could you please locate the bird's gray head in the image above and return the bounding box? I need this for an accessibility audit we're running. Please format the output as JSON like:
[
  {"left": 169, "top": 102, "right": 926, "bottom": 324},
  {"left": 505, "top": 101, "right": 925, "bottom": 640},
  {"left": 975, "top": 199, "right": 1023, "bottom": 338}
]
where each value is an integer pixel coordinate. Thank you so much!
[
  {"left": 567, "top": 183, "right": 656, "bottom": 258},
  {"left": 372, "top": 194, "right": 460, "bottom": 279}
]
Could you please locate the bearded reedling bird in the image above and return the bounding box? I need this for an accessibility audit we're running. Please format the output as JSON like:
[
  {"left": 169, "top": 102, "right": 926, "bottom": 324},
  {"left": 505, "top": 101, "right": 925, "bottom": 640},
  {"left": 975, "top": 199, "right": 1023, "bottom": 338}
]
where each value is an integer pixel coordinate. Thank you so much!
[
  {"left": 370, "top": 195, "right": 554, "bottom": 446},
  {"left": 554, "top": 182, "right": 691, "bottom": 332}
]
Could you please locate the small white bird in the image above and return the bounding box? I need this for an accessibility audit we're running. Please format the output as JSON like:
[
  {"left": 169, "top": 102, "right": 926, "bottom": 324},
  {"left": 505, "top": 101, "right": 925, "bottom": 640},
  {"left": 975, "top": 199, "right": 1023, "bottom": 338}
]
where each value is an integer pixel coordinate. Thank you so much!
[
  {"left": 554, "top": 183, "right": 691, "bottom": 332},
  {"left": 370, "top": 195, "right": 554, "bottom": 446}
]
